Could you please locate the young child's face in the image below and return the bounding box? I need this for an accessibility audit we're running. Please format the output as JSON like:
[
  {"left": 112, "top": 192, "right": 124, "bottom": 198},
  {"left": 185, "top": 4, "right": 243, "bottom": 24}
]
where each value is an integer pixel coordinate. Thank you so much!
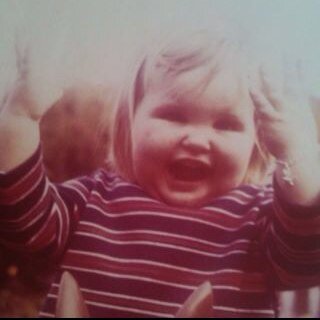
[{"left": 131, "top": 67, "right": 256, "bottom": 207}]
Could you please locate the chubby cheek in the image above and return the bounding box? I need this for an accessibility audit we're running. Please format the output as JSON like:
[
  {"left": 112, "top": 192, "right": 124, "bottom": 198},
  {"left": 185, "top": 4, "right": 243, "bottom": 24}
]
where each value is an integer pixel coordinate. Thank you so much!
[
  {"left": 132, "top": 124, "right": 170, "bottom": 175},
  {"left": 133, "top": 121, "right": 178, "bottom": 157},
  {"left": 217, "top": 138, "right": 254, "bottom": 182}
]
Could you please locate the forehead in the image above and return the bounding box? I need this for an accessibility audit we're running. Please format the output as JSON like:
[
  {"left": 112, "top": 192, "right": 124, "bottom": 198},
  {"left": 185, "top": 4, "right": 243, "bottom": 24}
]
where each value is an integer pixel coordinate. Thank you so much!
[{"left": 147, "top": 64, "right": 253, "bottom": 116}]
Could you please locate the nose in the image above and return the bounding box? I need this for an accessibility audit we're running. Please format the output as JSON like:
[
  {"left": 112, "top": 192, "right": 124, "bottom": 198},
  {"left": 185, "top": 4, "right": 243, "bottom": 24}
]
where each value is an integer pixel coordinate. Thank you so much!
[{"left": 181, "top": 126, "right": 214, "bottom": 154}]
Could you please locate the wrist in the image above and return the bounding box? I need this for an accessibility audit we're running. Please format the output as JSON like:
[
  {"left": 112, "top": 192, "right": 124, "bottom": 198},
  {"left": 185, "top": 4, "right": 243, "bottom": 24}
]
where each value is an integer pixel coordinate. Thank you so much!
[
  {"left": 275, "top": 146, "right": 320, "bottom": 187},
  {"left": 0, "top": 112, "right": 40, "bottom": 172},
  {"left": 276, "top": 142, "right": 319, "bottom": 163},
  {"left": 275, "top": 145, "right": 320, "bottom": 206}
]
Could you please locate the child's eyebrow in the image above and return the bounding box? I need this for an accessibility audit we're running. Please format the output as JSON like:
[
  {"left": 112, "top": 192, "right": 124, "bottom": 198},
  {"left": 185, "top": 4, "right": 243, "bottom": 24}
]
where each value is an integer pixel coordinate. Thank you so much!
[{"left": 154, "top": 92, "right": 252, "bottom": 120}]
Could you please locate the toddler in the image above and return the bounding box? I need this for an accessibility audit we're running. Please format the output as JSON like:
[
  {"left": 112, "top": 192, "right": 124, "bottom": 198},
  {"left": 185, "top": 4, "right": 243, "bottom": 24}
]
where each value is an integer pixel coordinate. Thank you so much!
[{"left": 0, "top": 30, "right": 320, "bottom": 318}]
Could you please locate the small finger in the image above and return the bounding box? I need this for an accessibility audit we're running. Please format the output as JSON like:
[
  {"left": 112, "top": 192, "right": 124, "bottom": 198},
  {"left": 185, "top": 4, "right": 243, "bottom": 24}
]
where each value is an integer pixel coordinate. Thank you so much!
[
  {"left": 259, "top": 64, "right": 284, "bottom": 110},
  {"left": 14, "top": 32, "right": 30, "bottom": 79},
  {"left": 250, "top": 87, "right": 281, "bottom": 121}
]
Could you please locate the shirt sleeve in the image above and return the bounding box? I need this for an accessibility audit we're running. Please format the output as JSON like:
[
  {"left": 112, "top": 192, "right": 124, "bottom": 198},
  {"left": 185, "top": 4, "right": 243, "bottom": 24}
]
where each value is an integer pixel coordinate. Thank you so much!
[
  {"left": 0, "top": 145, "right": 95, "bottom": 260},
  {"left": 258, "top": 179, "right": 320, "bottom": 291}
]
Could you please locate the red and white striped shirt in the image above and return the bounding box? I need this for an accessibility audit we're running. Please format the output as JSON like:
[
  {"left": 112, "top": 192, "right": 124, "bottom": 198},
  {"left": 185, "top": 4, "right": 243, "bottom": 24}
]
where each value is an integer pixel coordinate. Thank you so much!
[{"left": 0, "top": 147, "right": 319, "bottom": 317}]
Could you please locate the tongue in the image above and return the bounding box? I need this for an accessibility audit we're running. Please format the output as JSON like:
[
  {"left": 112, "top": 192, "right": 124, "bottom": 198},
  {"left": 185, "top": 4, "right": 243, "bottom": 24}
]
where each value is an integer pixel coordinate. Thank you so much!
[{"left": 169, "top": 160, "right": 209, "bottom": 182}]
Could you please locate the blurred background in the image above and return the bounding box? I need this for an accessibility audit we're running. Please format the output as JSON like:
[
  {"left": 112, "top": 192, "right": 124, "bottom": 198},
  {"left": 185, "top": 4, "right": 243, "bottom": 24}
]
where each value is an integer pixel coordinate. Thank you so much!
[
  {"left": 1, "top": 0, "right": 320, "bottom": 97},
  {"left": 0, "top": 0, "right": 319, "bottom": 317}
]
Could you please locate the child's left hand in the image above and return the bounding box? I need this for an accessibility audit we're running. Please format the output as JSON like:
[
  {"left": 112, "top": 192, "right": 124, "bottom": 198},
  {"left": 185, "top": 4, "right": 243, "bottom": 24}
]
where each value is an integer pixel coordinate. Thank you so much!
[
  {"left": 249, "top": 60, "right": 318, "bottom": 162},
  {"left": 250, "top": 59, "right": 320, "bottom": 205}
]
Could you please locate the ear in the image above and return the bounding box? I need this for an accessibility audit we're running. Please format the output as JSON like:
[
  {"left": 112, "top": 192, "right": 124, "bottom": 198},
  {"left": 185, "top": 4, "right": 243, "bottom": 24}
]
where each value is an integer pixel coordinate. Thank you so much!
[
  {"left": 55, "top": 271, "right": 90, "bottom": 318},
  {"left": 175, "top": 281, "right": 213, "bottom": 318}
]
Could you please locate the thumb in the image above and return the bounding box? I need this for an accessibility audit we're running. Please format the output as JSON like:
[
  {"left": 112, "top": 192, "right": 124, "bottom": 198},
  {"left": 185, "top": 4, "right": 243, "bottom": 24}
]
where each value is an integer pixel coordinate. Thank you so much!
[{"left": 176, "top": 281, "right": 213, "bottom": 318}]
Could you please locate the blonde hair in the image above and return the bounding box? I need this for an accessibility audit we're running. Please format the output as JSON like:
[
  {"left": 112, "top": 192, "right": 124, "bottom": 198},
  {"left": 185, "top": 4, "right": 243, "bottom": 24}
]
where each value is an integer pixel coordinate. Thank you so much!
[{"left": 111, "top": 29, "right": 273, "bottom": 185}]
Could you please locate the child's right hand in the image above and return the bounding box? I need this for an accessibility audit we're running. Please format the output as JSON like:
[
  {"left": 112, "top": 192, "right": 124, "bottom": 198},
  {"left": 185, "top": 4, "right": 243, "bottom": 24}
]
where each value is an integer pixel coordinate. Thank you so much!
[
  {"left": 1, "top": 34, "right": 62, "bottom": 121},
  {"left": 0, "top": 34, "right": 63, "bottom": 171}
]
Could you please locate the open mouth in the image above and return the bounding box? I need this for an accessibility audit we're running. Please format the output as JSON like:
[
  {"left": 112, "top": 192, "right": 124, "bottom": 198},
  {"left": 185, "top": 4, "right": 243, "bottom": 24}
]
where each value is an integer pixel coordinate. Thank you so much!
[{"left": 168, "top": 158, "right": 211, "bottom": 182}]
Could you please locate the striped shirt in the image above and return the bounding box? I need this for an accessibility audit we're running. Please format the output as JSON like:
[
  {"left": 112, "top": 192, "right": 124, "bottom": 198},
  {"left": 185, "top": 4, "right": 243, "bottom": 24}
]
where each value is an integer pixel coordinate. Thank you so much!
[{"left": 0, "top": 147, "right": 319, "bottom": 318}]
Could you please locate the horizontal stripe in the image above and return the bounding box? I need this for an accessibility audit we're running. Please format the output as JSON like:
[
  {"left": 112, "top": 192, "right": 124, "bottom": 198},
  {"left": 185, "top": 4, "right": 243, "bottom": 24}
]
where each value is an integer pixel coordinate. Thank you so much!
[
  {"left": 51, "top": 284, "right": 181, "bottom": 308},
  {"left": 274, "top": 200, "right": 320, "bottom": 236},
  {"left": 76, "top": 230, "right": 249, "bottom": 259},
  {"left": 73, "top": 229, "right": 250, "bottom": 259},
  {"left": 87, "top": 202, "right": 257, "bottom": 233},
  {"left": 82, "top": 206, "right": 258, "bottom": 246},
  {"left": 0, "top": 157, "right": 44, "bottom": 204},
  {"left": 1, "top": 148, "right": 320, "bottom": 318},
  {"left": 62, "top": 250, "right": 268, "bottom": 292},
  {"left": 49, "top": 286, "right": 180, "bottom": 316},
  {"left": 60, "top": 264, "right": 196, "bottom": 290},
  {"left": 79, "top": 220, "right": 251, "bottom": 250},
  {"left": 86, "top": 300, "right": 174, "bottom": 318},
  {"left": 214, "top": 305, "right": 274, "bottom": 316}
]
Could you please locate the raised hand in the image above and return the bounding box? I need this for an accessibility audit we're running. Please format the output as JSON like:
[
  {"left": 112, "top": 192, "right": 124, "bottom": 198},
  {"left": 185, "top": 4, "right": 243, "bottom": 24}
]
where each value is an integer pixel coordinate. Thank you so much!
[
  {"left": 250, "top": 59, "right": 318, "bottom": 162},
  {"left": 1, "top": 33, "right": 62, "bottom": 121},
  {"left": 250, "top": 58, "right": 320, "bottom": 205},
  {"left": 0, "top": 33, "right": 63, "bottom": 171}
]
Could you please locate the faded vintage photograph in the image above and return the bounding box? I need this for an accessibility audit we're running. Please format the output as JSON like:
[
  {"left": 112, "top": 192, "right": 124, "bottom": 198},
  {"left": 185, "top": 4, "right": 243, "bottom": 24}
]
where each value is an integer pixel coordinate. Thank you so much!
[{"left": 0, "top": 0, "right": 319, "bottom": 317}]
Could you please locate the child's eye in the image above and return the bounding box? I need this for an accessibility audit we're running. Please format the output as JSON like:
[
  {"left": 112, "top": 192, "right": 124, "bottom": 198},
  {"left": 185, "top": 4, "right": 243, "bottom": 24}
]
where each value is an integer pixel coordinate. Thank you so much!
[
  {"left": 153, "top": 107, "right": 187, "bottom": 123},
  {"left": 214, "top": 118, "right": 243, "bottom": 131}
]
